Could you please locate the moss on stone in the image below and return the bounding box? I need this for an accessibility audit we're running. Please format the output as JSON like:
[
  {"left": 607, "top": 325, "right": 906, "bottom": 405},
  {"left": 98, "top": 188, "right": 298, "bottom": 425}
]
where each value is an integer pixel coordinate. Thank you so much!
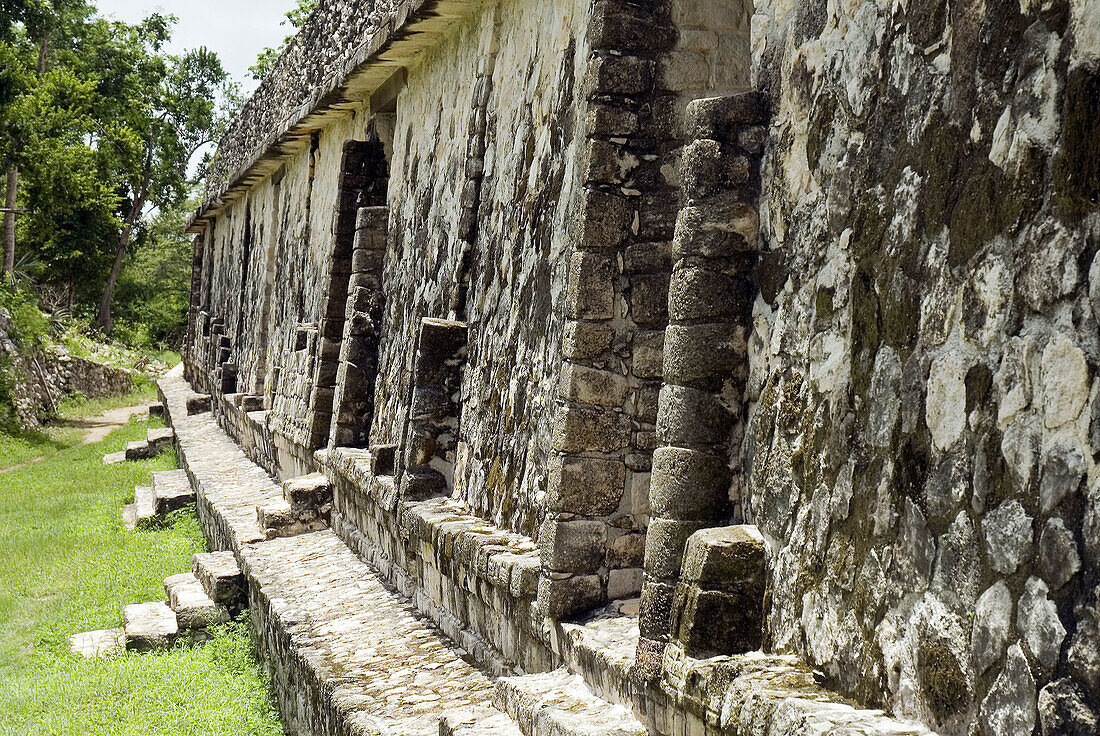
[{"left": 918, "top": 638, "right": 969, "bottom": 718}]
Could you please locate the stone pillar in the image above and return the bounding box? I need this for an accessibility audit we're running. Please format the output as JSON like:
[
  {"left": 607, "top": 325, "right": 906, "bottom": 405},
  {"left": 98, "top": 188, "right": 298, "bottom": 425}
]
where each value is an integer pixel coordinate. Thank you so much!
[
  {"left": 635, "top": 91, "right": 768, "bottom": 678},
  {"left": 398, "top": 318, "right": 467, "bottom": 501},
  {"left": 330, "top": 206, "right": 388, "bottom": 448},
  {"left": 537, "top": 0, "right": 679, "bottom": 622}
]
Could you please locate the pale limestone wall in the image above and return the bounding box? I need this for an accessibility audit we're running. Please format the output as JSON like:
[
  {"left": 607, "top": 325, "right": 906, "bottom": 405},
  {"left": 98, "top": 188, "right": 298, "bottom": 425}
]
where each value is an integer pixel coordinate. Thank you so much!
[
  {"left": 747, "top": 0, "right": 1100, "bottom": 733},
  {"left": 372, "top": 0, "right": 593, "bottom": 538}
]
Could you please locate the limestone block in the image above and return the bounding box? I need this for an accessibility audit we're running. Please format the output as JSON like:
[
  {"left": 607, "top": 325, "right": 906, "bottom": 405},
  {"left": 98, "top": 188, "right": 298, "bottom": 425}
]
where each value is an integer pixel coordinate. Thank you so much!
[
  {"left": 584, "top": 139, "right": 637, "bottom": 186},
  {"left": 659, "top": 50, "right": 710, "bottom": 91},
  {"left": 548, "top": 455, "right": 626, "bottom": 516},
  {"left": 1038, "top": 678, "right": 1099, "bottom": 736},
  {"left": 540, "top": 519, "right": 606, "bottom": 573},
  {"left": 979, "top": 644, "right": 1037, "bottom": 736},
  {"left": 624, "top": 242, "right": 672, "bottom": 275},
  {"left": 1037, "top": 517, "right": 1081, "bottom": 590},
  {"left": 588, "top": 2, "right": 676, "bottom": 53},
  {"left": 629, "top": 274, "right": 671, "bottom": 327},
  {"left": 538, "top": 575, "right": 604, "bottom": 620},
  {"left": 644, "top": 518, "right": 710, "bottom": 579},
  {"left": 164, "top": 573, "right": 230, "bottom": 631},
  {"left": 668, "top": 268, "right": 746, "bottom": 322},
  {"left": 685, "top": 93, "right": 768, "bottom": 141},
  {"left": 564, "top": 321, "right": 615, "bottom": 362},
  {"left": 124, "top": 602, "right": 179, "bottom": 652},
  {"left": 649, "top": 446, "right": 731, "bottom": 520},
  {"left": 585, "top": 54, "right": 653, "bottom": 97},
  {"left": 587, "top": 105, "right": 639, "bottom": 137},
  {"left": 552, "top": 403, "right": 630, "bottom": 454},
  {"left": 192, "top": 551, "right": 246, "bottom": 607},
  {"left": 125, "top": 440, "right": 157, "bottom": 461},
  {"left": 607, "top": 567, "right": 643, "bottom": 600},
  {"left": 662, "top": 323, "right": 743, "bottom": 387},
  {"left": 982, "top": 500, "right": 1034, "bottom": 575},
  {"left": 151, "top": 469, "right": 195, "bottom": 516},
  {"left": 631, "top": 331, "right": 665, "bottom": 380},
  {"left": 558, "top": 363, "right": 629, "bottom": 408},
  {"left": 567, "top": 252, "right": 615, "bottom": 320},
  {"left": 1067, "top": 593, "right": 1100, "bottom": 699},
  {"left": 673, "top": 207, "right": 757, "bottom": 259},
  {"left": 638, "top": 578, "right": 675, "bottom": 640},
  {"left": 1017, "top": 577, "right": 1067, "bottom": 676},
  {"left": 493, "top": 668, "right": 647, "bottom": 736},
  {"left": 656, "top": 384, "right": 735, "bottom": 447}
]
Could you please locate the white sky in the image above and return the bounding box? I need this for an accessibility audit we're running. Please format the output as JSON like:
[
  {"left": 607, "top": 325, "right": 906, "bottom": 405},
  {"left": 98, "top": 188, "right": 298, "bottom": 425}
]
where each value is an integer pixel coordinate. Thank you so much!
[{"left": 93, "top": 0, "right": 300, "bottom": 92}]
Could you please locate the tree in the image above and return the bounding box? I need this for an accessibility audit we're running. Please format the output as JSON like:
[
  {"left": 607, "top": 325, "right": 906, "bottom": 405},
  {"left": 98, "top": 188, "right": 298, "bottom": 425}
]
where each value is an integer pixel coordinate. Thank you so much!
[
  {"left": 0, "top": 0, "right": 94, "bottom": 275},
  {"left": 74, "top": 14, "right": 227, "bottom": 334},
  {"left": 249, "top": 0, "right": 318, "bottom": 81}
]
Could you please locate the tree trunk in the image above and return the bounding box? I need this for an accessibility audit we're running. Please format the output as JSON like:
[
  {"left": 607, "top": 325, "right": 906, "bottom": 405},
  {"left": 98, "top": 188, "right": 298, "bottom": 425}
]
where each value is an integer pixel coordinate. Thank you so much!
[
  {"left": 96, "top": 225, "right": 131, "bottom": 336},
  {"left": 3, "top": 168, "right": 15, "bottom": 275}
]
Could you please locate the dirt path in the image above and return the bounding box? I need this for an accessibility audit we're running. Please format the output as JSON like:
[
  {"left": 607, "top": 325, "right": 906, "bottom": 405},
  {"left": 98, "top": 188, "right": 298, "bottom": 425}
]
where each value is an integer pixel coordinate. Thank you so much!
[{"left": 0, "top": 403, "right": 151, "bottom": 475}]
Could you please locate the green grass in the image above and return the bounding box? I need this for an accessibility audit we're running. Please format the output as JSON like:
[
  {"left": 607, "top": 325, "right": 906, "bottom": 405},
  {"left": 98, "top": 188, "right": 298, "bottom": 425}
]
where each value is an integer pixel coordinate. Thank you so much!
[{"left": 0, "top": 411, "right": 283, "bottom": 736}]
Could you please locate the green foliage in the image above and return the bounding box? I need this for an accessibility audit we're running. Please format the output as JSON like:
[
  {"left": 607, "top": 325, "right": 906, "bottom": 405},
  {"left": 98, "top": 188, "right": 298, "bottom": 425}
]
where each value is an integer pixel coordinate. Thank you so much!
[
  {"left": 0, "top": 412, "right": 283, "bottom": 735},
  {"left": 1, "top": 4, "right": 236, "bottom": 336},
  {"left": 113, "top": 197, "right": 195, "bottom": 348},
  {"left": 0, "top": 283, "right": 48, "bottom": 349},
  {"left": 249, "top": 0, "right": 318, "bottom": 81}
]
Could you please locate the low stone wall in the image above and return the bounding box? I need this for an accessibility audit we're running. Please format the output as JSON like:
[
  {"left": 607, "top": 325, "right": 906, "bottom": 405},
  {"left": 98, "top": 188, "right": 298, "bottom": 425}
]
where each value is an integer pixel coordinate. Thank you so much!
[{"left": 10, "top": 351, "right": 133, "bottom": 429}]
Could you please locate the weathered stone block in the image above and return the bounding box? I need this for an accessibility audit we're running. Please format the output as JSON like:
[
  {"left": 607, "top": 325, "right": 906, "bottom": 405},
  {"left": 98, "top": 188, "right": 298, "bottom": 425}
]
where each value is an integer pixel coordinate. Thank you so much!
[
  {"left": 650, "top": 446, "right": 732, "bottom": 520},
  {"left": 585, "top": 54, "right": 653, "bottom": 96},
  {"left": 567, "top": 252, "right": 615, "bottom": 320},
  {"left": 608, "top": 567, "right": 643, "bottom": 599},
  {"left": 558, "top": 362, "right": 628, "bottom": 408},
  {"left": 656, "top": 384, "right": 735, "bottom": 447},
  {"left": 645, "top": 518, "right": 710, "bottom": 580},
  {"left": 548, "top": 455, "right": 626, "bottom": 516},
  {"left": 685, "top": 93, "right": 768, "bottom": 141},
  {"left": 587, "top": 104, "right": 639, "bottom": 136},
  {"left": 638, "top": 578, "right": 676, "bottom": 640},
  {"left": 552, "top": 403, "right": 630, "bottom": 453},
  {"left": 538, "top": 574, "right": 604, "bottom": 620},
  {"left": 629, "top": 274, "right": 671, "bottom": 326},
  {"left": 662, "top": 323, "right": 743, "bottom": 387},
  {"left": 632, "top": 330, "right": 665, "bottom": 380},
  {"left": 540, "top": 519, "right": 606, "bottom": 573},
  {"left": 563, "top": 320, "right": 614, "bottom": 361},
  {"left": 579, "top": 188, "right": 633, "bottom": 251}
]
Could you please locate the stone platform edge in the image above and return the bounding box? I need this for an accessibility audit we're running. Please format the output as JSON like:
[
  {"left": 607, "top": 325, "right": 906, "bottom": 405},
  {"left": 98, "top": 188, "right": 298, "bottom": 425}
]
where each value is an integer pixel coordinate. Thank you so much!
[{"left": 157, "top": 366, "right": 941, "bottom": 736}]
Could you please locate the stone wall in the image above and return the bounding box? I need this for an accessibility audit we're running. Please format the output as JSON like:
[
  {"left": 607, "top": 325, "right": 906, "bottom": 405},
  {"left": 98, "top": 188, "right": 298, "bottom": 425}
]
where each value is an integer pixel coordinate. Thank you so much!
[{"left": 747, "top": 0, "right": 1100, "bottom": 733}]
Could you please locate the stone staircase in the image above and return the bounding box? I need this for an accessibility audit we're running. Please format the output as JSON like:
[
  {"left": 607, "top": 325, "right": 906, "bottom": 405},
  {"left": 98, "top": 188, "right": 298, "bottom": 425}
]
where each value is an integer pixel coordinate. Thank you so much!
[
  {"left": 73, "top": 549, "right": 247, "bottom": 657},
  {"left": 103, "top": 414, "right": 175, "bottom": 465},
  {"left": 121, "top": 470, "right": 195, "bottom": 530}
]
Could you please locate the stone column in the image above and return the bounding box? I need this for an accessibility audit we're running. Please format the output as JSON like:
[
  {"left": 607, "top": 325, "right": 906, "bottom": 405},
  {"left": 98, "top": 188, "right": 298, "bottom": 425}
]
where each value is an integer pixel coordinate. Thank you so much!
[
  {"left": 330, "top": 206, "right": 388, "bottom": 448},
  {"left": 635, "top": 91, "right": 767, "bottom": 678}
]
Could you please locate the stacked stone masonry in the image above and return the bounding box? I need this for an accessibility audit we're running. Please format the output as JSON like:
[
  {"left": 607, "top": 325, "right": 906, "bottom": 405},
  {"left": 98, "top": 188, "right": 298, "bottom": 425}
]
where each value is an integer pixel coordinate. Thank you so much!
[{"left": 180, "top": 0, "right": 1099, "bottom": 735}]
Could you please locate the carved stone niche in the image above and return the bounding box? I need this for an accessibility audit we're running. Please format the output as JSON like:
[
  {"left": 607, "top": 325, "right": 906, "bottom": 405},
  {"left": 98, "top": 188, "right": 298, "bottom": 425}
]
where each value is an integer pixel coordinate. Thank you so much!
[{"left": 399, "top": 318, "right": 468, "bottom": 501}]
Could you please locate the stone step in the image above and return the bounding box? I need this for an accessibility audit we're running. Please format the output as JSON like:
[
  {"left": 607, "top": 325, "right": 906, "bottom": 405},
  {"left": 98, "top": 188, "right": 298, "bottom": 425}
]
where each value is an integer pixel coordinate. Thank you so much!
[
  {"left": 123, "top": 602, "right": 179, "bottom": 651},
  {"left": 70, "top": 628, "right": 125, "bottom": 658},
  {"left": 440, "top": 708, "right": 523, "bottom": 736},
  {"left": 257, "top": 499, "right": 328, "bottom": 539},
  {"left": 185, "top": 394, "right": 211, "bottom": 415},
  {"left": 122, "top": 486, "right": 156, "bottom": 530},
  {"left": 282, "top": 472, "right": 332, "bottom": 510},
  {"left": 147, "top": 427, "right": 175, "bottom": 448},
  {"left": 124, "top": 440, "right": 158, "bottom": 461},
  {"left": 103, "top": 450, "right": 127, "bottom": 465},
  {"left": 164, "top": 573, "right": 230, "bottom": 630},
  {"left": 493, "top": 669, "right": 646, "bottom": 736},
  {"left": 192, "top": 551, "right": 246, "bottom": 608},
  {"left": 148, "top": 403, "right": 166, "bottom": 418},
  {"left": 151, "top": 469, "right": 194, "bottom": 516}
]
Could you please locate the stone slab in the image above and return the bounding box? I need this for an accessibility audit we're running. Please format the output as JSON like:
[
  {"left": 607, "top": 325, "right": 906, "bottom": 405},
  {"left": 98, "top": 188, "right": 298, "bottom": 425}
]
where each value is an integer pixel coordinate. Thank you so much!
[
  {"left": 103, "top": 450, "right": 127, "bottom": 465},
  {"left": 192, "top": 551, "right": 245, "bottom": 606},
  {"left": 123, "top": 602, "right": 178, "bottom": 651},
  {"left": 494, "top": 669, "right": 647, "bottom": 736},
  {"left": 70, "top": 628, "right": 124, "bottom": 658},
  {"left": 147, "top": 427, "right": 175, "bottom": 447},
  {"left": 124, "top": 440, "right": 157, "bottom": 461},
  {"left": 123, "top": 486, "right": 156, "bottom": 530},
  {"left": 440, "top": 708, "right": 523, "bottom": 736},
  {"left": 164, "top": 573, "right": 229, "bottom": 630},
  {"left": 151, "top": 469, "right": 195, "bottom": 516}
]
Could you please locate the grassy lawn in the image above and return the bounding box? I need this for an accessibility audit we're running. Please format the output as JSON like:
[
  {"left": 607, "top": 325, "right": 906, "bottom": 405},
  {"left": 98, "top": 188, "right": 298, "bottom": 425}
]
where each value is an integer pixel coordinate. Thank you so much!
[{"left": 0, "top": 396, "right": 283, "bottom": 736}]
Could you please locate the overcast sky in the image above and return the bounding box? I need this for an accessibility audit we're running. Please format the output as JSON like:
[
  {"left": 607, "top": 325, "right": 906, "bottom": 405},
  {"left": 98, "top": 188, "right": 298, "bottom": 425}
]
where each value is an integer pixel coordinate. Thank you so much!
[{"left": 93, "top": 0, "right": 300, "bottom": 92}]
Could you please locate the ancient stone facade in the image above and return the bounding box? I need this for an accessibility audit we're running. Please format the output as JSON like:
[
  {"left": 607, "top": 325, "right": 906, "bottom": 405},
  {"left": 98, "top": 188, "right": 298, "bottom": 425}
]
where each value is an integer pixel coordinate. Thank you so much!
[{"left": 182, "top": 1, "right": 1099, "bottom": 735}]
